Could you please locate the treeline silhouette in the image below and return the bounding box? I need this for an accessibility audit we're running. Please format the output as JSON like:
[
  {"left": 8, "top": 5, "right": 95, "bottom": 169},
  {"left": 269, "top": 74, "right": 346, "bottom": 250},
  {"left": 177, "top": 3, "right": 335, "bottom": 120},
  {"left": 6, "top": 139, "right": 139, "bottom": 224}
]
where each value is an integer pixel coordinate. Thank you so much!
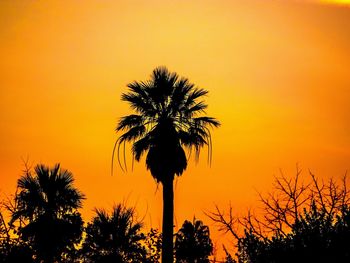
[
  {"left": 1, "top": 164, "right": 350, "bottom": 263},
  {"left": 0, "top": 163, "right": 213, "bottom": 263},
  {"left": 209, "top": 168, "right": 350, "bottom": 263}
]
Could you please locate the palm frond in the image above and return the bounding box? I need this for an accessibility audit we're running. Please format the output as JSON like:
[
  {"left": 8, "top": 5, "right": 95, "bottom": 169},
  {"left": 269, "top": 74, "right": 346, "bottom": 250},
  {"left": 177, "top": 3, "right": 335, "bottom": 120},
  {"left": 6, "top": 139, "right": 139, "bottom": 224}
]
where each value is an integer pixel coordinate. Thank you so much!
[
  {"left": 185, "top": 101, "right": 208, "bottom": 116},
  {"left": 111, "top": 137, "right": 123, "bottom": 176},
  {"left": 132, "top": 136, "right": 151, "bottom": 161},
  {"left": 185, "top": 88, "right": 208, "bottom": 107},
  {"left": 194, "top": 116, "right": 221, "bottom": 127},
  {"left": 116, "top": 114, "right": 144, "bottom": 131},
  {"left": 121, "top": 93, "right": 156, "bottom": 117},
  {"left": 127, "top": 81, "right": 149, "bottom": 100},
  {"left": 119, "top": 125, "right": 146, "bottom": 143}
]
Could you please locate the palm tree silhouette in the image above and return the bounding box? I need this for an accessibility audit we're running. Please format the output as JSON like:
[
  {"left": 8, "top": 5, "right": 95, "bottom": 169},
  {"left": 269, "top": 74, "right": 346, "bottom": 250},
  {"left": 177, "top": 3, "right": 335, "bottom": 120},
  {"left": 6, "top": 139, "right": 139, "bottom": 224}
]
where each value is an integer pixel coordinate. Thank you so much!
[
  {"left": 11, "top": 163, "right": 84, "bottom": 263},
  {"left": 175, "top": 219, "right": 213, "bottom": 263},
  {"left": 81, "top": 204, "right": 146, "bottom": 263},
  {"left": 114, "top": 66, "right": 220, "bottom": 262}
]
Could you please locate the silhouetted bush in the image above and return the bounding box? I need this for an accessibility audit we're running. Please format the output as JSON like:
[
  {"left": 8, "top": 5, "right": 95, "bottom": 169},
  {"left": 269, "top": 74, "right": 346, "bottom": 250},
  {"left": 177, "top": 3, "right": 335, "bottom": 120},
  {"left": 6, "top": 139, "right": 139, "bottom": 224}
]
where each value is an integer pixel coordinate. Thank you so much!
[
  {"left": 81, "top": 204, "right": 147, "bottom": 263},
  {"left": 209, "top": 169, "right": 350, "bottom": 263},
  {"left": 175, "top": 218, "right": 213, "bottom": 263},
  {"left": 0, "top": 215, "right": 33, "bottom": 263},
  {"left": 0, "top": 242, "right": 33, "bottom": 263},
  {"left": 144, "top": 228, "right": 162, "bottom": 263}
]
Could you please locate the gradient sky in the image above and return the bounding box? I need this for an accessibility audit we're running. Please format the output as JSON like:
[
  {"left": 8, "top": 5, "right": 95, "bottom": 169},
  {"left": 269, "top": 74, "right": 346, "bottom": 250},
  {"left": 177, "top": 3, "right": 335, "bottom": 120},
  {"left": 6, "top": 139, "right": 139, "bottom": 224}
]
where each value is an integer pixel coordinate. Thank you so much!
[{"left": 1, "top": 0, "right": 350, "bottom": 257}]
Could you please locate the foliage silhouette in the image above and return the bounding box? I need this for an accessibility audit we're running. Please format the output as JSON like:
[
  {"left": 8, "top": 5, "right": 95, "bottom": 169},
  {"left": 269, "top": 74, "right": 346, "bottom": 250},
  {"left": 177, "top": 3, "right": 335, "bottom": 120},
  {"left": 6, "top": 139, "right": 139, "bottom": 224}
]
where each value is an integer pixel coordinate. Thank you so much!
[
  {"left": 81, "top": 204, "right": 147, "bottom": 263},
  {"left": 114, "top": 66, "right": 220, "bottom": 262},
  {"left": 223, "top": 245, "right": 235, "bottom": 263},
  {"left": 175, "top": 218, "right": 213, "bottom": 263},
  {"left": 208, "top": 170, "right": 350, "bottom": 263},
  {"left": 0, "top": 209, "right": 33, "bottom": 263},
  {"left": 10, "top": 163, "right": 84, "bottom": 263},
  {"left": 0, "top": 241, "right": 33, "bottom": 263},
  {"left": 144, "top": 228, "right": 162, "bottom": 263}
]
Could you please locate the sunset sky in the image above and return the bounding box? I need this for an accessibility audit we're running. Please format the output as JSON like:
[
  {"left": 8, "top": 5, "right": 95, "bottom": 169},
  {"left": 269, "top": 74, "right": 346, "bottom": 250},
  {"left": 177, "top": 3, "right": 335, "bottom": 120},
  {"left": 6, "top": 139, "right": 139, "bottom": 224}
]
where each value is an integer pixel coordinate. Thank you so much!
[{"left": 1, "top": 0, "right": 349, "bottom": 257}]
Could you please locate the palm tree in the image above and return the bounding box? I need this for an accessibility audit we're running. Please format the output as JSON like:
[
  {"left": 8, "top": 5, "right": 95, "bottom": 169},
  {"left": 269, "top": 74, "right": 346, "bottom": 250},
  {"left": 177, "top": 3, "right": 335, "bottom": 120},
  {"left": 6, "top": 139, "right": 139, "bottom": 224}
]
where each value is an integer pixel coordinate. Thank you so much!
[
  {"left": 174, "top": 219, "right": 213, "bottom": 263},
  {"left": 11, "top": 163, "right": 85, "bottom": 263},
  {"left": 114, "top": 66, "right": 220, "bottom": 262},
  {"left": 81, "top": 204, "right": 146, "bottom": 263}
]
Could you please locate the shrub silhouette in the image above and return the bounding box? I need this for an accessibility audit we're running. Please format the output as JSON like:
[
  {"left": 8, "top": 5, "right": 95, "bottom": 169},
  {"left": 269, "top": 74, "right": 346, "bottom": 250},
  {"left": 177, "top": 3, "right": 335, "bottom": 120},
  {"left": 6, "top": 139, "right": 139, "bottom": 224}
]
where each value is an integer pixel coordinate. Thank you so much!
[
  {"left": 175, "top": 218, "right": 213, "bottom": 263},
  {"left": 81, "top": 204, "right": 147, "bottom": 263},
  {"left": 208, "top": 169, "right": 350, "bottom": 263},
  {"left": 0, "top": 214, "right": 33, "bottom": 263},
  {"left": 144, "top": 228, "right": 162, "bottom": 263}
]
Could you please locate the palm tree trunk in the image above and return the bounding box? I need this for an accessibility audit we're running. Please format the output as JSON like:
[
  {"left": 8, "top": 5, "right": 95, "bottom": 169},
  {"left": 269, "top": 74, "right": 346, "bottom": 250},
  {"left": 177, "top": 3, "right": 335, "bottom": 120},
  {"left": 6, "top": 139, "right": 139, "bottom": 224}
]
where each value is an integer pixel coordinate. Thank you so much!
[{"left": 162, "top": 176, "right": 174, "bottom": 263}]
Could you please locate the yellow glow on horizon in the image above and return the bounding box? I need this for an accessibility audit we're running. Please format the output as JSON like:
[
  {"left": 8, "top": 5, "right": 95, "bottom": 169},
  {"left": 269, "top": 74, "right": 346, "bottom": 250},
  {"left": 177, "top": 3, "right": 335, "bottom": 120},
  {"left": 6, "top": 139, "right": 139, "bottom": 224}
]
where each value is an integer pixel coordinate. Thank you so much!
[
  {"left": 327, "top": 0, "right": 350, "bottom": 2},
  {"left": 320, "top": 0, "right": 350, "bottom": 4}
]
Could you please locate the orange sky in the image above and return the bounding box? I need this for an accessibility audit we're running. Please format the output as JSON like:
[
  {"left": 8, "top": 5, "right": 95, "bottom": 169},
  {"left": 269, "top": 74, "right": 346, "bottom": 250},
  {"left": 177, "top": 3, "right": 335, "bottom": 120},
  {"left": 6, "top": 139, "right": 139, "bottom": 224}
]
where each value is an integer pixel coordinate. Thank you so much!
[{"left": 1, "top": 0, "right": 350, "bottom": 258}]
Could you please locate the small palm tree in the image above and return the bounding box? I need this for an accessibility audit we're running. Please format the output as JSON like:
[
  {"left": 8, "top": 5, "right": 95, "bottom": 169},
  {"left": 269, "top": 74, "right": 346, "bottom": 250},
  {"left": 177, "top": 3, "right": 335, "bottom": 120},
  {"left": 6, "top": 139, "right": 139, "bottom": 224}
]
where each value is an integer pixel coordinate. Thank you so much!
[
  {"left": 175, "top": 219, "right": 213, "bottom": 263},
  {"left": 114, "top": 66, "right": 220, "bottom": 262},
  {"left": 81, "top": 204, "right": 146, "bottom": 263},
  {"left": 11, "top": 163, "right": 84, "bottom": 263}
]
